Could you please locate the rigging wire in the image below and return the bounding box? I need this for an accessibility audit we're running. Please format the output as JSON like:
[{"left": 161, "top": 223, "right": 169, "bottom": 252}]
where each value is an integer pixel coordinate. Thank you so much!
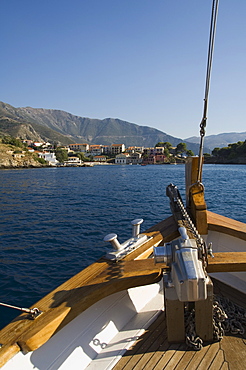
[{"left": 197, "top": 0, "right": 220, "bottom": 182}]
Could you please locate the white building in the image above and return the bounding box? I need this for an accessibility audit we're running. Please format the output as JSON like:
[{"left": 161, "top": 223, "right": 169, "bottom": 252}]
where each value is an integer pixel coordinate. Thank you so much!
[
  {"left": 38, "top": 152, "right": 58, "bottom": 166},
  {"left": 115, "top": 153, "right": 129, "bottom": 164},
  {"left": 63, "top": 157, "right": 82, "bottom": 166}
]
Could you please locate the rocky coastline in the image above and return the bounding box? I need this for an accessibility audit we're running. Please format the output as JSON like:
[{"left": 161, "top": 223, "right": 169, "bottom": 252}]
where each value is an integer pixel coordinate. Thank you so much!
[{"left": 0, "top": 144, "right": 48, "bottom": 169}]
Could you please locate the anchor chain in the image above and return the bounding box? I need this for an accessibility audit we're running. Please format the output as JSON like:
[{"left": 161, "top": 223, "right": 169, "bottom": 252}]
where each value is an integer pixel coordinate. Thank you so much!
[
  {"left": 166, "top": 183, "right": 208, "bottom": 268},
  {"left": 185, "top": 308, "right": 203, "bottom": 351},
  {"left": 185, "top": 295, "right": 246, "bottom": 350},
  {"left": 214, "top": 295, "right": 246, "bottom": 336}
]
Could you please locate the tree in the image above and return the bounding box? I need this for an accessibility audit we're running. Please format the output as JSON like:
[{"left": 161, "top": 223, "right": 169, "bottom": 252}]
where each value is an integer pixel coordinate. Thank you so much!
[
  {"left": 55, "top": 148, "right": 68, "bottom": 163},
  {"left": 212, "top": 147, "right": 220, "bottom": 157},
  {"left": 186, "top": 149, "right": 194, "bottom": 157},
  {"left": 164, "top": 148, "right": 170, "bottom": 157},
  {"left": 155, "top": 142, "right": 172, "bottom": 149},
  {"left": 176, "top": 142, "right": 187, "bottom": 154},
  {"left": 77, "top": 152, "right": 91, "bottom": 162}
]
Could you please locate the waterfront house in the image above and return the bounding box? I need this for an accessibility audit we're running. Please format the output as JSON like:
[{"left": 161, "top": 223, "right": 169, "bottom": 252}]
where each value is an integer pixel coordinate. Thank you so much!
[
  {"left": 115, "top": 153, "right": 129, "bottom": 164},
  {"left": 38, "top": 152, "right": 58, "bottom": 166},
  {"left": 142, "top": 153, "right": 167, "bottom": 165},
  {"left": 126, "top": 152, "right": 142, "bottom": 164},
  {"left": 94, "top": 155, "right": 107, "bottom": 162},
  {"left": 63, "top": 157, "right": 82, "bottom": 166},
  {"left": 142, "top": 154, "right": 156, "bottom": 165}
]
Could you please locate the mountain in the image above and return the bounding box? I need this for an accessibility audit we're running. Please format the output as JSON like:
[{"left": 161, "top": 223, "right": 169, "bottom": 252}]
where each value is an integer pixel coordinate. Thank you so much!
[
  {"left": 185, "top": 132, "right": 246, "bottom": 151},
  {"left": 0, "top": 102, "right": 75, "bottom": 145},
  {"left": 0, "top": 101, "right": 204, "bottom": 153}
]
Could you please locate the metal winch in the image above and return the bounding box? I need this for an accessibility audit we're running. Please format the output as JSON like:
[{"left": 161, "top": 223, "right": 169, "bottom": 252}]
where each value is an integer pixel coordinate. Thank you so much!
[
  {"left": 154, "top": 227, "right": 209, "bottom": 301},
  {"left": 154, "top": 183, "right": 210, "bottom": 302}
]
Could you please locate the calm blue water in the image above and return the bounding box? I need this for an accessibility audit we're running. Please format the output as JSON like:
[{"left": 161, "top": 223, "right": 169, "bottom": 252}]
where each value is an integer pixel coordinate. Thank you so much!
[{"left": 0, "top": 164, "right": 246, "bottom": 328}]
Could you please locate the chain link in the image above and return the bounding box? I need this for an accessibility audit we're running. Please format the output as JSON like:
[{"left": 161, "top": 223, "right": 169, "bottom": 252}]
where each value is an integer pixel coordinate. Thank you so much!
[
  {"left": 185, "top": 308, "right": 203, "bottom": 350},
  {"left": 185, "top": 295, "right": 246, "bottom": 350},
  {"left": 170, "top": 185, "right": 208, "bottom": 268}
]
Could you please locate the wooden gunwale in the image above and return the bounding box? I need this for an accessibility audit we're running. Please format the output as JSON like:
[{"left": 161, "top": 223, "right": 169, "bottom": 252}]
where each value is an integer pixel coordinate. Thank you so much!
[
  {"left": 0, "top": 211, "right": 246, "bottom": 368},
  {"left": 207, "top": 210, "right": 246, "bottom": 241}
]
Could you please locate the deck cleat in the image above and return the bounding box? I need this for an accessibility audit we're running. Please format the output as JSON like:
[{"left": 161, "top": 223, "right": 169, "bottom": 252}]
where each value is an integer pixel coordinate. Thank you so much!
[{"left": 103, "top": 218, "right": 152, "bottom": 261}]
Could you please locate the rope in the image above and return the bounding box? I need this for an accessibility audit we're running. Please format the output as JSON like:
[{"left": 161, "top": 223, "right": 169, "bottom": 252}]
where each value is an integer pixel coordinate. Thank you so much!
[{"left": 197, "top": 0, "right": 220, "bottom": 182}]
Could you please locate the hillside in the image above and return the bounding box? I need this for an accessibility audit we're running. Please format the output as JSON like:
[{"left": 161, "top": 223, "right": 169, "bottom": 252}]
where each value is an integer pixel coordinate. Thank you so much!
[
  {"left": 0, "top": 117, "right": 75, "bottom": 147},
  {"left": 185, "top": 132, "right": 246, "bottom": 150},
  {"left": 0, "top": 101, "right": 203, "bottom": 153},
  {"left": 0, "top": 143, "right": 47, "bottom": 168}
]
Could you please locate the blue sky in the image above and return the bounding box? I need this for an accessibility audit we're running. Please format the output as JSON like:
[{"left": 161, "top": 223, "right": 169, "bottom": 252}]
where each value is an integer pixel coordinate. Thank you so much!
[{"left": 1, "top": 0, "right": 246, "bottom": 139}]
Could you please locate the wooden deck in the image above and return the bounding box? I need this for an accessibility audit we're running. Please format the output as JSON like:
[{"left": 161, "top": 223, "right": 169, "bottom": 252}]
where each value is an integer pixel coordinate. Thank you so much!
[{"left": 113, "top": 309, "right": 246, "bottom": 370}]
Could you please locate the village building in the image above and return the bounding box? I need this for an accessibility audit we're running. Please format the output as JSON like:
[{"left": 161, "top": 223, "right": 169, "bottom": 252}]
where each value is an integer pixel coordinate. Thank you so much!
[
  {"left": 69, "top": 143, "right": 89, "bottom": 152},
  {"left": 115, "top": 153, "right": 129, "bottom": 164},
  {"left": 38, "top": 152, "right": 58, "bottom": 166},
  {"left": 155, "top": 147, "right": 165, "bottom": 154},
  {"left": 101, "top": 145, "right": 111, "bottom": 155},
  {"left": 88, "top": 145, "right": 103, "bottom": 156},
  {"left": 125, "top": 146, "right": 144, "bottom": 154},
  {"left": 111, "top": 144, "right": 125, "bottom": 155},
  {"left": 63, "top": 157, "right": 82, "bottom": 166},
  {"left": 94, "top": 155, "right": 107, "bottom": 162},
  {"left": 143, "top": 147, "right": 165, "bottom": 156},
  {"left": 126, "top": 152, "right": 142, "bottom": 164},
  {"left": 142, "top": 153, "right": 167, "bottom": 165},
  {"left": 33, "top": 142, "right": 44, "bottom": 148}
]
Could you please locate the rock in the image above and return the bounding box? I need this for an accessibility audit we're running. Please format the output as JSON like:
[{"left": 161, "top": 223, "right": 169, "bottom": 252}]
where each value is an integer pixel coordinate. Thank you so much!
[{"left": 0, "top": 144, "right": 47, "bottom": 169}]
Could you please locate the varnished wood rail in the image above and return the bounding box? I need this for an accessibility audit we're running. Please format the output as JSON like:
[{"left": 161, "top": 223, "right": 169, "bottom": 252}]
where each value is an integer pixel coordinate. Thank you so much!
[
  {"left": 105, "top": 251, "right": 246, "bottom": 275},
  {"left": 207, "top": 210, "right": 246, "bottom": 241}
]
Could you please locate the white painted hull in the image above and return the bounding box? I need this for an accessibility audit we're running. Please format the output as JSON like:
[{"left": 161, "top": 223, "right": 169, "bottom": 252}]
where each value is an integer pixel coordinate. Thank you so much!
[{"left": 2, "top": 282, "right": 164, "bottom": 370}]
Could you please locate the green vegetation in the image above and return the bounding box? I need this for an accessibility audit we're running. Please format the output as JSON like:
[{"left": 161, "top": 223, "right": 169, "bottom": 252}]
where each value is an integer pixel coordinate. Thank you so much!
[
  {"left": 55, "top": 148, "right": 68, "bottom": 163},
  {"left": 34, "top": 156, "right": 47, "bottom": 164},
  {"left": 176, "top": 142, "right": 187, "bottom": 154},
  {"left": 1, "top": 135, "right": 26, "bottom": 149},
  {"left": 155, "top": 142, "right": 172, "bottom": 149},
  {"left": 154, "top": 141, "right": 194, "bottom": 159},
  {"left": 76, "top": 152, "right": 93, "bottom": 162},
  {"left": 212, "top": 141, "right": 246, "bottom": 160}
]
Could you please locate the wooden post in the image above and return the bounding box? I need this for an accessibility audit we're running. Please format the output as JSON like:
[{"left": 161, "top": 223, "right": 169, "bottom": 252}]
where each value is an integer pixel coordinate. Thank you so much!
[
  {"left": 195, "top": 277, "right": 214, "bottom": 342},
  {"left": 164, "top": 278, "right": 185, "bottom": 343},
  {"left": 165, "top": 298, "right": 185, "bottom": 343},
  {"left": 185, "top": 157, "right": 208, "bottom": 235},
  {"left": 185, "top": 156, "right": 200, "bottom": 205}
]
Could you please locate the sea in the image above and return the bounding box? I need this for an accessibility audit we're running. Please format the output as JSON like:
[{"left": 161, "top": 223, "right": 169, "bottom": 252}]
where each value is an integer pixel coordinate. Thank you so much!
[{"left": 0, "top": 164, "right": 246, "bottom": 329}]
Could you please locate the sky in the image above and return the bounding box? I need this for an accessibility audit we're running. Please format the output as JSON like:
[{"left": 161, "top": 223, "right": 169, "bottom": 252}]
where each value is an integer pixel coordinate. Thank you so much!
[{"left": 1, "top": 0, "right": 246, "bottom": 139}]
